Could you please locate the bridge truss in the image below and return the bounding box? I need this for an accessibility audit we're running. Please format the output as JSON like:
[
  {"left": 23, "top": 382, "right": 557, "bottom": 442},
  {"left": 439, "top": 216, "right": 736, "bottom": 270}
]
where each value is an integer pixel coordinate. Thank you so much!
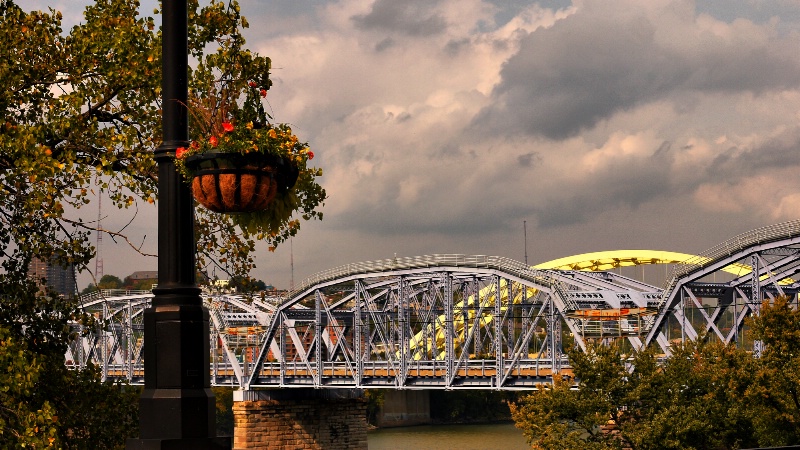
[{"left": 68, "top": 221, "right": 800, "bottom": 390}]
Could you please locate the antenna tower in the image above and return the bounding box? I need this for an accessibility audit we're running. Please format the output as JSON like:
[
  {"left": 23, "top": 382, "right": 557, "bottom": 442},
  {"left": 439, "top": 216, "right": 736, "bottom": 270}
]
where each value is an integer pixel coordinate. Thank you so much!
[{"left": 95, "top": 194, "right": 104, "bottom": 279}]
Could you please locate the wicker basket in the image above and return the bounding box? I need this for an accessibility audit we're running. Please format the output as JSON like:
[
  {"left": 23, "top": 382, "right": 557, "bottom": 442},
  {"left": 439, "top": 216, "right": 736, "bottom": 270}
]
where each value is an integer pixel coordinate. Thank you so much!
[{"left": 185, "top": 153, "right": 297, "bottom": 213}]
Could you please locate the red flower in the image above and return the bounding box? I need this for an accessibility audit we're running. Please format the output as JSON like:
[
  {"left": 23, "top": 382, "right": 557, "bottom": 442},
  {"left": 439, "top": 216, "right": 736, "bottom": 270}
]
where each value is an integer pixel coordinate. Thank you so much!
[
  {"left": 190, "top": 140, "right": 200, "bottom": 149},
  {"left": 307, "top": 151, "right": 314, "bottom": 160},
  {"left": 260, "top": 89, "right": 267, "bottom": 98},
  {"left": 222, "top": 121, "right": 234, "bottom": 132},
  {"left": 175, "top": 147, "right": 187, "bottom": 159},
  {"left": 249, "top": 81, "right": 257, "bottom": 87},
  {"left": 209, "top": 136, "right": 218, "bottom": 147}
]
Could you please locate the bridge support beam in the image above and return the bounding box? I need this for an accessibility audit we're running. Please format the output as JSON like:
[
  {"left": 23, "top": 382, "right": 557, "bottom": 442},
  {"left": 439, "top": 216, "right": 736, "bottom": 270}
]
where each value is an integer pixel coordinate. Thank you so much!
[{"left": 232, "top": 389, "right": 367, "bottom": 450}]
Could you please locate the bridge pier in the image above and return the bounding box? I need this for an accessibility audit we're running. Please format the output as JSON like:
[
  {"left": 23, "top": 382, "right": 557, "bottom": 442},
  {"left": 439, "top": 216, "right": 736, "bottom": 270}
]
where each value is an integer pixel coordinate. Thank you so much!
[
  {"left": 232, "top": 389, "right": 367, "bottom": 450},
  {"left": 376, "top": 390, "right": 431, "bottom": 427}
]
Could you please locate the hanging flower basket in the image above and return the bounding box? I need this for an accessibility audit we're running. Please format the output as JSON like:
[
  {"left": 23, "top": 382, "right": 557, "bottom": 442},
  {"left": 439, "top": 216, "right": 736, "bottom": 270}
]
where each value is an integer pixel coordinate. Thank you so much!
[
  {"left": 174, "top": 69, "right": 326, "bottom": 247},
  {"left": 184, "top": 152, "right": 298, "bottom": 214}
]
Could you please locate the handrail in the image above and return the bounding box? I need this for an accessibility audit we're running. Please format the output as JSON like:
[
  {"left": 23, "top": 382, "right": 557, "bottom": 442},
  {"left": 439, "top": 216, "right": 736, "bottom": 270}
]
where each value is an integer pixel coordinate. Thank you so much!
[
  {"left": 282, "top": 254, "right": 556, "bottom": 304},
  {"left": 79, "top": 289, "right": 153, "bottom": 304}
]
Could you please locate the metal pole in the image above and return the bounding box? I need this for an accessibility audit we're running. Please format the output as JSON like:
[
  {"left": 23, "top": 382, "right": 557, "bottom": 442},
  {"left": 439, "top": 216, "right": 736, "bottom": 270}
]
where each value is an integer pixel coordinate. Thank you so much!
[
  {"left": 523, "top": 220, "right": 528, "bottom": 266},
  {"left": 127, "top": 0, "right": 228, "bottom": 448}
]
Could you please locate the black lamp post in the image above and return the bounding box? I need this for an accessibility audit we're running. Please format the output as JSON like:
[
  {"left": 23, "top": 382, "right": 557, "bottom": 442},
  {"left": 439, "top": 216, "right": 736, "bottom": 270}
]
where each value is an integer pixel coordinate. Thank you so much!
[{"left": 127, "top": 1, "right": 229, "bottom": 448}]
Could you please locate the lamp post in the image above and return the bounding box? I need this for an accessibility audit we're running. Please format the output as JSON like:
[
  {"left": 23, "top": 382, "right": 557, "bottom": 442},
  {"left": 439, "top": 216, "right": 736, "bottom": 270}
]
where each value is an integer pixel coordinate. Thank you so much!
[{"left": 127, "top": 1, "right": 229, "bottom": 448}]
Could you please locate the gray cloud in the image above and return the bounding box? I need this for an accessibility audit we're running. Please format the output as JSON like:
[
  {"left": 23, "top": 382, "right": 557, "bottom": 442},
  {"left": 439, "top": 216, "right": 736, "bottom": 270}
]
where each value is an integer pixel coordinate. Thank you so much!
[
  {"left": 517, "top": 152, "right": 539, "bottom": 167},
  {"left": 704, "top": 129, "right": 800, "bottom": 181},
  {"left": 45, "top": 0, "right": 800, "bottom": 290},
  {"left": 352, "top": 0, "right": 448, "bottom": 37},
  {"left": 535, "top": 143, "right": 674, "bottom": 227},
  {"left": 374, "top": 37, "right": 395, "bottom": 52},
  {"left": 476, "top": 0, "right": 800, "bottom": 140}
]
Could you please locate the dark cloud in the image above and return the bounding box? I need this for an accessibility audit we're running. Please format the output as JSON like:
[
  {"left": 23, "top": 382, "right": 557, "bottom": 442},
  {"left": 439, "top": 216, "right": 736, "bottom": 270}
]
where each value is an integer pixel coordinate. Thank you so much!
[
  {"left": 706, "top": 129, "right": 800, "bottom": 181},
  {"left": 697, "top": 0, "right": 800, "bottom": 28},
  {"left": 517, "top": 152, "right": 540, "bottom": 167},
  {"left": 374, "top": 37, "right": 395, "bottom": 52},
  {"left": 536, "top": 142, "right": 675, "bottom": 228},
  {"left": 352, "top": 0, "right": 447, "bottom": 37},
  {"left": 444, "top": 38, "right": 471, "bottom": 57},
  {"left": 535, "top": 171, "right": 671, "bottom": 228},
  {"left": 325, "top": 150, "right": 543, "bottom": 237},
  {"left": 653, "top": 141, "right": 671, "bottom": 158},
  {"left": 487, "top": 0, "right": 571, "bottom": 27},
  {"left": 476, "top": 1, "right": 800, "bottom": 140}
]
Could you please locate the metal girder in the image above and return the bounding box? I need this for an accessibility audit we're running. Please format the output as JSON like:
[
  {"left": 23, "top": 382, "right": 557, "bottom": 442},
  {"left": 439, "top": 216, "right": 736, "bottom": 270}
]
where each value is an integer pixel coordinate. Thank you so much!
[
  {"left": 69, "top": 256, "right": 662, "bottom": 389},
  {"left": 67, "top": 225, "right": 800, "bottom": 389},
  {"left": 645, "top": 221, "right": 800, "bottom": 351}
]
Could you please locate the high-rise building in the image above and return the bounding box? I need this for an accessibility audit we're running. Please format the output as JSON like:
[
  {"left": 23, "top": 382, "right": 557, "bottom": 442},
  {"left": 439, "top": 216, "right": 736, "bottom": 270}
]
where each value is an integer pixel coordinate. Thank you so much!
[{"left": 28, "top": 258, "right": 77, "bottom": 298}]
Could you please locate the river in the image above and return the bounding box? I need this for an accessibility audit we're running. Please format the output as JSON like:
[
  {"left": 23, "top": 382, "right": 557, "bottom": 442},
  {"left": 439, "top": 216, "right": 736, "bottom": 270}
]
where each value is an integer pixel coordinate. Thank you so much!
[{"left": 367, "top": 422, "right": 530, "bottom": 450}]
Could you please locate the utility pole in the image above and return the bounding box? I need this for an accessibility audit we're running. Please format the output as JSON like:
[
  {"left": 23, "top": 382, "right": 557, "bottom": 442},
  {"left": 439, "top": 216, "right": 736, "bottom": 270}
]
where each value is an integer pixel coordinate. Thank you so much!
[{"left": 524, "top": 220, "right": 528, "bottom": 266}]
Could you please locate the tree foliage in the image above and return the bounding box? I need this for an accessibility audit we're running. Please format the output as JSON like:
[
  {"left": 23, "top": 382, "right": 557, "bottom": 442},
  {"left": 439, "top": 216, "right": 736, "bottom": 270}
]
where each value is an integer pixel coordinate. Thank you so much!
[
  {"left": 82, "top": 274, "right": 124, "bottom": 294},
  {"left": 0, "top": 272, "right": 139, "bottom": 448},
  {"left": 746, "top": 295, "right": 800, "bottom": 445},
  {"left": 1, "top": 0, "right": 314, "bottom": 446},
  {"left": 511, "top": 296, "right": 800, "bottom": 450},
  {"left": 0, "top": 324, "right": 59, "bottom": 448}
]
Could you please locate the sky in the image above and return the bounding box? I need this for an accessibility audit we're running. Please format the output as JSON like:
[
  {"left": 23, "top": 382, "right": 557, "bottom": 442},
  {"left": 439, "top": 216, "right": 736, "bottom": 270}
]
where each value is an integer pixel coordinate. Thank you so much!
[{"left": 24, "top": 0, "right": 800, "bottom": 290}]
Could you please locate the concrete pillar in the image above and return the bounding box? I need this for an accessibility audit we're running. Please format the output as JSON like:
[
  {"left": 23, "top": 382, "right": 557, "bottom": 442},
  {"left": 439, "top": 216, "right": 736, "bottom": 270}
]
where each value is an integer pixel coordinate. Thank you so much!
[
  {"left": 377, "top": 390, "right": 431, "bottom": 427},
  {"left": 232, "top": 389, "right": 367, "bottom": 450}
]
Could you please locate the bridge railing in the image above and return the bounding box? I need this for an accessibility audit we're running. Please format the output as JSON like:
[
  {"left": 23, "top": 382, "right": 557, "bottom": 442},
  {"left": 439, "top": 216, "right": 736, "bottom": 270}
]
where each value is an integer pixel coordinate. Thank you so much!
[
  {"left": 659, "top": 219, "right": 800, "bottom": 307},
  {"left": 79, "top": 289, "right": 153, "bottom": 304}
]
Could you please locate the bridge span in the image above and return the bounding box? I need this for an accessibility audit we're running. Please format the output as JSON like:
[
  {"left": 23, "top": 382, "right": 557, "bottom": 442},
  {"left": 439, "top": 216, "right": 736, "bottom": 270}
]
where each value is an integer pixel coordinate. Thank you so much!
[{"left": 68, "top": 220, "right": 800, "bottom": 390}]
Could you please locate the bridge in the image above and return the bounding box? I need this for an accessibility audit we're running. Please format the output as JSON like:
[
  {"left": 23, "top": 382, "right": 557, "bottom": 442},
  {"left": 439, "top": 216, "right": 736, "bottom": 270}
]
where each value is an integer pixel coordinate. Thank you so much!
[{"left": 67, "top": 220, "right": 800, "bottom": 391}]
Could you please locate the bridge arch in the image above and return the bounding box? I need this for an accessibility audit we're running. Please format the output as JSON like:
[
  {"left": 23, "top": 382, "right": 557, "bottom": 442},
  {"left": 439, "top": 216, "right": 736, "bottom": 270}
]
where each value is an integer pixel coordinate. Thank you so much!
[{"left": 69, "top": 221, "right": 800, "bottom": 388}]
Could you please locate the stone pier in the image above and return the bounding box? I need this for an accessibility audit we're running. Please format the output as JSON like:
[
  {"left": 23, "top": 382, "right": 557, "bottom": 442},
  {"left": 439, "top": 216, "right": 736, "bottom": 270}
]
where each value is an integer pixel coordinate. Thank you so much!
[{"left": 232, "top": 389, "right": 367, "bottom": 450}]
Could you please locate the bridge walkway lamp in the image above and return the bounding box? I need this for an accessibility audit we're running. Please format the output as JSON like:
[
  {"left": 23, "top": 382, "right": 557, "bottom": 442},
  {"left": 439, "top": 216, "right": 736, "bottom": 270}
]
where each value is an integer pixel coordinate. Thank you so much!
[{"left": 126, "top": 0, "right": 230, "bottom": 448}]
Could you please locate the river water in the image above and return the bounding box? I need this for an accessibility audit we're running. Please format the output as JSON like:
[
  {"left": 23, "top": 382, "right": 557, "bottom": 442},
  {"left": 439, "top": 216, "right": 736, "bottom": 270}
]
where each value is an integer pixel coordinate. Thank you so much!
[{"left": 367, "top": 422, "right": 530, "bottom": 450}]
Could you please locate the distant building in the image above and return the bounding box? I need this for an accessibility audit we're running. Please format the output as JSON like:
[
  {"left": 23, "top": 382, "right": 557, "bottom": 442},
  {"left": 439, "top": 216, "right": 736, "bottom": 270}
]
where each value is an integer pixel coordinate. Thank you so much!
[
  {"left": 28, "top": 258, "right": 76, "bottom": 298},
  {"left": 124, "top": 270, "right": 159, "bottom": 290},
  {"left": 124, "top": 270, "right": 208, "bottom": 290},
  {"left": 127, "top": 270, "right": 159, "bottom": 281}
]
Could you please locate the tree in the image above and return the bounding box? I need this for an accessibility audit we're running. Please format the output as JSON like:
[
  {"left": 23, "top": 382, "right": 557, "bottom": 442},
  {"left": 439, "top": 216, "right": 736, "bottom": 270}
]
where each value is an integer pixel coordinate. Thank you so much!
[
  {"left": 510, "top": 339, "right": 759, "bottom": 450},
  {"left": 97, "top": 274, "right": 123, "bottom": 289},
  {"left": 0, "top": 270, "right": 139, "bottom": 448},
  {"left": 229, "top": 275, "right": 268, "bottom": 292},
  {"left": 83, "top": 274, "right": 124, "bottom": 294},
  {"left": 745, "top": 296, "right": 800, "bottom": 445},
  {"left": 511, "top": 295, "right": 800, "bottom": 450},
  {"left": 212, "top": 386, "right": 235, "bottom": 436},
  {"left": 81, "top": 275, "right": 125, "bottom": 295},
  {"left": 622, "top": 340, "right": 757, "bottom": 450},
  {"left": 1, "top": 0, "right": 320, "bottom": 446},
  {"left": 80, "top": 284, "right": 97, "bottom": 295},
  {"left": 510, "top": 342, "right": 652, "bottom": 450},
  {"left": 0, "top": 324, "right": 59, "bottom": 448}
]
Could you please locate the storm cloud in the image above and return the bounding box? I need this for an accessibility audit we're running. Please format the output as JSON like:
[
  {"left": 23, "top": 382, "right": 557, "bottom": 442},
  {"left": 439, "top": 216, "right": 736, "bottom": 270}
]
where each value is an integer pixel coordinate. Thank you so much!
[
  {"left": 31, "top": 0, "right": 800, "bottom": 290},
  {"left": 352, "top": 0, "right": 448, "bottom": 37},
  {"left": 478, "top": 0, "right": 800, "bottom": 139}
]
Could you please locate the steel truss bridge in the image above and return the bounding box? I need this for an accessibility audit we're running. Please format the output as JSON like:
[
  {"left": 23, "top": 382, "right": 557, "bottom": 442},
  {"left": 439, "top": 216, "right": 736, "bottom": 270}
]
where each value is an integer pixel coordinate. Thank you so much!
[{"left": 67, "top": 220, "right": 800, "bottom": 390}]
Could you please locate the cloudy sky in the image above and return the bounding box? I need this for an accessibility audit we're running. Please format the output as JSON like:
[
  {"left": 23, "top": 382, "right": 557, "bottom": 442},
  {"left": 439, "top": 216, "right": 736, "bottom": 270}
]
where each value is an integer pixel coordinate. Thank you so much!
[{"left": 26, "top": 0, "right": 800, "bottom": 290}]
